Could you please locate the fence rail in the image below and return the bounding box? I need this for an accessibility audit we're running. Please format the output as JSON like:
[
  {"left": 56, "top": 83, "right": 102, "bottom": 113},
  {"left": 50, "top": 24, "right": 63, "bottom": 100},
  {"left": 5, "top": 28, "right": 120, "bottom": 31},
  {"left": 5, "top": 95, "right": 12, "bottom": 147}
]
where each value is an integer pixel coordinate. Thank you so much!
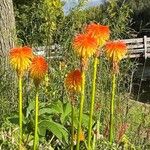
[
  {"left": 122, "top": 36, "right": 150, "bottom": 59},
  {"left": 33, "top": 36, "right": 150, "bottom": 59}
]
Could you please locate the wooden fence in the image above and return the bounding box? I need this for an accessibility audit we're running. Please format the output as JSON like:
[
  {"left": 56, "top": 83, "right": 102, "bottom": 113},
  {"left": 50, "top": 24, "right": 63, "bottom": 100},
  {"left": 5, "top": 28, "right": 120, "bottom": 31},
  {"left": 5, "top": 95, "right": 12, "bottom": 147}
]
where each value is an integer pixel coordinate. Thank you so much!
[
  {"left": 122, "top": 36, "right": 150, "bottom": 59},
  {"left": 34, "top": 36, "right": 150, "bottom": 59}
]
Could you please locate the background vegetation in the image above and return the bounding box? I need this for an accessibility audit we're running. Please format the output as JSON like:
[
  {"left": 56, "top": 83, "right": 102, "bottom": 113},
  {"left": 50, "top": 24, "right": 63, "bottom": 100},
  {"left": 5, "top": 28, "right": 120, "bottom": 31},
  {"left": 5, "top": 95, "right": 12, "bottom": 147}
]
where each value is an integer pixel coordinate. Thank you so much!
[{"left": 0, "top": 0, "right": 150, "bottom": 149}]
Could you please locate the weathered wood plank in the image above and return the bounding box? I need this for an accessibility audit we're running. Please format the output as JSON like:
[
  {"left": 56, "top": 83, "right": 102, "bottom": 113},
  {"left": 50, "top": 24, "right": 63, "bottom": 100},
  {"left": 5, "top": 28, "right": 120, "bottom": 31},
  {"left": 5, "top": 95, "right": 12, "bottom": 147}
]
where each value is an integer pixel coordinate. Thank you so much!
[
  {"left": 146, "top": 37, "right": 150, "bottom": 41},
  {"left": 34, "top": 36, "right": 150, "bottom": 59},
  {"left": 124, "top": 53, "right": 143, "bottom": 58},
  {"left": 127, "top": 44, "right": 144, "bottom": 49},
  {"left": 146, "top": 44, "right": 150, "bottom": 48},
  {"left": 122, "top": 38, "right": 143, "bottom": 43},
  {"left": 128, "top": 49, "right": 144, "bottom": 53},
  {"left": 144, "top": 36, "right": 147, "bottom": 59},
  {"left": 121, "top": 36, "right": 150, "bottom": 58}
]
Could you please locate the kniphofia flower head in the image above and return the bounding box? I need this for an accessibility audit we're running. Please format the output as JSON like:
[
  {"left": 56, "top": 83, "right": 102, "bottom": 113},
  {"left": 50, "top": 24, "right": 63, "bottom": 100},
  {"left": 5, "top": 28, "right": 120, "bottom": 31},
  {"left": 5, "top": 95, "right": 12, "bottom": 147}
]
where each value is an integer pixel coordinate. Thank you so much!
[
  {"left": 30, "top": 56, "right": 48, "bottom": 87},
  {"left": 105, "top": 41, "right": 127, "bottom": 62},
  {"left": 65, "top": 69, "right": 82, "bottom": 93},
  {"left": 9, "top": 46, "right": 33, "bottom": 76},
  {"left": 85, "top": 23, "right": 110, "bottom": 47},
  {"left": 73, "top": 33, "right": 98, "bottom": 59}
]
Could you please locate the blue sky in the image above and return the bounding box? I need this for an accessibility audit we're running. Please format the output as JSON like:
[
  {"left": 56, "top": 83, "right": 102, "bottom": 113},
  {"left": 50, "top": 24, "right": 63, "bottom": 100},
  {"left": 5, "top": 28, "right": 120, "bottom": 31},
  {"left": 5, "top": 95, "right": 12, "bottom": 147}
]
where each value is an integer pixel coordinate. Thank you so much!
[
  {"left": 88, "top": 0, "right": 103, "bottom": 6},
  {"left": 63, "top": 0, "right": 103, "bottom": 14}
]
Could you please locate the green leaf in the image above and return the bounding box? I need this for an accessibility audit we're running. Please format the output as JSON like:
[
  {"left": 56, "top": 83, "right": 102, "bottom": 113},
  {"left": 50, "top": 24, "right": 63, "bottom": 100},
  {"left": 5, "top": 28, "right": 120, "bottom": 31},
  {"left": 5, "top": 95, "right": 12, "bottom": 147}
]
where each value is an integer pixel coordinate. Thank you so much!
[
  {"left": 63, "top": 102, "right": 72, "bottom": 117},
  {"left": 26, "top": 101, "right": 46, "bottom": 117},
  {"left": 73, "top": 110, "right": 94, "bottom": 129},
  {"left": 39, "top": 120, "right": 68, "bottom": 143},
  {"left": 26, "top": 100, "right": 35, "bottom": 118},
  {"left": 82, "top": 114, "right": 91, "bottom": 128},
  {"left": 60, "top": 102, "right": 71, "bottom": 124},
  {"left": 51, "top": 100, "right": 63, "bottom": 114},
  {"left": 7, "top": 114, "right": 19, "bottom": 125},
  {"left": 7, "top": 113, "right": 26, "bottom": 125},
  {"left": 39, "top": 107, "right": 58, "bottom": 116}
]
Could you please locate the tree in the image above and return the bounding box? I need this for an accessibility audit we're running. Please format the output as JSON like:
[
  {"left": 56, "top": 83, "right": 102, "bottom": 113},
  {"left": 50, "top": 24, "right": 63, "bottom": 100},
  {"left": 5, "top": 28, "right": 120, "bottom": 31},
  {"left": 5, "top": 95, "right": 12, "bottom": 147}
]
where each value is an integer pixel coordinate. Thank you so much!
[
  {"left": 0, "top": 0, "right": 15, "bottom": 57},
  {"left": 128, "top": 0, "right": 150, "bottom": 37},
  {"left": 13, "top": 0, "right": 64, "bottom": 46}
]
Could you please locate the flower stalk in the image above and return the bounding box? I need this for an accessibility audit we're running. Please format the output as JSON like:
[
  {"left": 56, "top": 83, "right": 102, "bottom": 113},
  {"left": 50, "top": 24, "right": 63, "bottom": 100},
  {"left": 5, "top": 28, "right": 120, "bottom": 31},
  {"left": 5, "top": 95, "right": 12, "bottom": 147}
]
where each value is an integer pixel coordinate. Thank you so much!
[
  {"left": 29, "top": 56, "right": 48, "bottom": 150},
  {"left": 87, "top": 56, "right": 98, "bottom": 149},
  {"left": 34, "top": 88, "right": 39, "bottom": 150},
  {"left": 18, "top": 75, "right": 23, "bottom": 149},
  {"left": 71, "top": 105, "right": 75, "bottom": 150},
  {"left": 76, "top": 71, "right": 85, "bottom": 150},
  {"left": 105, "top": 41, "right": 127, "bottom": 144},
  {"left": 109, "top": 73, "right": 116, "bottom": 144}
]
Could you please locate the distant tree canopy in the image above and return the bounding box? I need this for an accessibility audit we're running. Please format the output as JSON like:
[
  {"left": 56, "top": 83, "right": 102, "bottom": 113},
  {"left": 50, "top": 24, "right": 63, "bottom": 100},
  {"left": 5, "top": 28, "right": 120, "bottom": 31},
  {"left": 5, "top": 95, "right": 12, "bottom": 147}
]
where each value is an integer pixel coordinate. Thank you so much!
[
  {"left": 13, "top": 0, "right": 150, "bottom": 46},
  {"left": 84, "top": 0, "right": 132, "bottom": 39},
  {"left": 13, "top": 0, "right": 64, "bottom": 46},
  {"left": 125, "top": 0, "right": 150, "bottom": 37}
]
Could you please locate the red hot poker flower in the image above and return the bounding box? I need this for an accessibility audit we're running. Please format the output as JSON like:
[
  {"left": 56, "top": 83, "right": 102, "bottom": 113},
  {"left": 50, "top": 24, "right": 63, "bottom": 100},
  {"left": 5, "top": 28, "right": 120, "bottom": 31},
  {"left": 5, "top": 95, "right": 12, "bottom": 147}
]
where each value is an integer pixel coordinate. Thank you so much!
[
  {"left": 65, "top": 69, "right": 82, "bottom": 93},
  {"left": 105, "top": 41, "right": 127, "bottom": 62},
  {"left": 73, "top": 33, "right": 98, "bottom": 59},
  {"left": 30, "top": 56, "right": 48, "bottom": 87},
  {"left": 9, "top": 46, "right": 33, "bottom": 76},
  {"left": 85, "top": 23, "right": 110, "bottom": 47},
  {"left": 105, "top": 41, "right": 127, "bottom": 73}
]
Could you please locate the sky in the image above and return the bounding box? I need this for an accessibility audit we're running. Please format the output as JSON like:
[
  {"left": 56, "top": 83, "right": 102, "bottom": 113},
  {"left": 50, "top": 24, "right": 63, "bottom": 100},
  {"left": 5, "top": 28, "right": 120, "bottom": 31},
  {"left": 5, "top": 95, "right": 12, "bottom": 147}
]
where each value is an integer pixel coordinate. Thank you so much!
[{"left": 63, "top": 0, "right": 103, "bottom": 14}]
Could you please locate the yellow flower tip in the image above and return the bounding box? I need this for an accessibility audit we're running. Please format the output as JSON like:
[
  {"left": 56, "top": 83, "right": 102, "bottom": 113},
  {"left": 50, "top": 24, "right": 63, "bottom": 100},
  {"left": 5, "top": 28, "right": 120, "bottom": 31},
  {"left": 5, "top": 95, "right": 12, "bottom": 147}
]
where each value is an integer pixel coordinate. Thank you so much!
[
  {"left": 85, "top": 23, "right": 110, "bottom": 47},
  {"left": 73, "top": 33, "right": 98, "bottom": 58},
  {"left": 9, "top": 46, "right": 33, "bottom": 76},
  {"left": 65, "top": 69, "right": 82, "bottom": 93},
  {"left": 105, "top": 41, "right": 127, "bottom": 62},
  {"left": 30, "top": 56, "right": 48, "bottom": 87},
  {"left": 74, "top": 130, "right": 85, "bottom": 144}
]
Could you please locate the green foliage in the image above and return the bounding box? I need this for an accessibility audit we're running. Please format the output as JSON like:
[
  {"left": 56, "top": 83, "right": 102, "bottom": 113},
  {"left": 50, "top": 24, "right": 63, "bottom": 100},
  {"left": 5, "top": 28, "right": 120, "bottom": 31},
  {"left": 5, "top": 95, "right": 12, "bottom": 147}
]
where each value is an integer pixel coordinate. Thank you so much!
[
  {"left": 0, "top": 0, "right": 150, "bottom": 149},
  {"left": 0, "top": 98, "right": 92, "bottom": 149},
  {"left": 13, "top": 0, "right": 64, "bottom": 45},
  {"left": 85, "top": 0, "right": 132, "bottom": 39},
  {"left": 38, "top": 120, "right": 68, "bottom": 143},
  {"left": 124, "top": 0, "right": 150, "bottom": 36}
]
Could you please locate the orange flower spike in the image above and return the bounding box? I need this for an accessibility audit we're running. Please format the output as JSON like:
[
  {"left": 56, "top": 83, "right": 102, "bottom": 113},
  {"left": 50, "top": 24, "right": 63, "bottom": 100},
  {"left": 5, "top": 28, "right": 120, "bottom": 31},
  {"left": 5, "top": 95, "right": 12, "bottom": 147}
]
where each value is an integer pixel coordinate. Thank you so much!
[
  {"left": 105, "top": 41, "right": 127, "bottom": 62},
  {"left": 65, "top": 69, "right": 82, "bottom": 93},
  {"left": 30, "top": 56, "right": 48, "bottom": 87},
  {"left": 73, "top": 33, "right": 98, "bottom": 58},
  {"left": 9, "top": 46, "right": 33, "bottom": 76},
  {"left": 85, "top": 23, "right": 110, "bottom": 47}
]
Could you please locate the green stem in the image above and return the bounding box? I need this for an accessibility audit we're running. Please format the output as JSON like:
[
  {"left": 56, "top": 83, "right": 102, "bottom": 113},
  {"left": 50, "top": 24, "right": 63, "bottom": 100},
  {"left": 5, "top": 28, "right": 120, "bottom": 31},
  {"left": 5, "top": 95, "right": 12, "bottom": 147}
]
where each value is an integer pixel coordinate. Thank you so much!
[
  {"left": 94, "top": 120, "right": 100, "bottom": 149},
  {"left": 34, "top": 88, "right": 39, "bottom": 150},
  {"left": 18, "top": 76, "right": 23, "bottom": 149},
  {"left": 87, "top": 57, "right": 98, "bottom": 150},
  {"left": 76, "top": 71, "right": 85, "bottom": 150},
  {"left": 71, "top": 105, "right": 75, "bottom": 150},
  {"left": 109, "top": 73, "right": 116, "bottom": 144}
]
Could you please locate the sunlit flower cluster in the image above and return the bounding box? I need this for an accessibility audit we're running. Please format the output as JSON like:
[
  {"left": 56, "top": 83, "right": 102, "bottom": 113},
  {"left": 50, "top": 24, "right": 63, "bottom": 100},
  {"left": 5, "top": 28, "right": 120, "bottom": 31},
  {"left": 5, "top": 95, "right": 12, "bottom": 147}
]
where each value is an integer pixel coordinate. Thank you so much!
[
  {"left": 73, "top": 23, "right": 110, "bottom": 59},
  {"left": 85, "top": 23, "right": 110, "bottom": 47},
  {"left": 8, "top": 21, "right": 128, "bottom": 149},
  {"left": 65, "top": 69, "right": 82, "bottom": 93},
  {"left": 9, "top": 46, "right": 48, "bottom": 86},
  {"left": 9, "top": 46, "right": 33, "bottom": 76},
  {"left": 30, "top": 56, "right": 48, "bottom": 87},
  {"left": 73, "top": 34, "right": 98, "bottom": 59},
  {"left": 105, "top": 41, "right": 127, "bottom": 62}
]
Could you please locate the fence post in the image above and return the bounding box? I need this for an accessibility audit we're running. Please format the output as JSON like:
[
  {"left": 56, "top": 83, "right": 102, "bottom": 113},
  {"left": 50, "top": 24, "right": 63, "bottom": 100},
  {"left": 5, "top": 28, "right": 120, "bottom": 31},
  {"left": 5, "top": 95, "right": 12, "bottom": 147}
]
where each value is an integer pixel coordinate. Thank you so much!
[{"left": 144, "top": 35, "right": 147, "bottom": 59}]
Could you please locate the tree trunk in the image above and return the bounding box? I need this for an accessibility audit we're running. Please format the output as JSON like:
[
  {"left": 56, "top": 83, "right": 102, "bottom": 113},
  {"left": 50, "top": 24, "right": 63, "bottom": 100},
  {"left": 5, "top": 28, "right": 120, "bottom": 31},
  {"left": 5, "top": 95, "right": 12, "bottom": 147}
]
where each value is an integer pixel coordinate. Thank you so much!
[{"left": 0, "top": 0, "right": 15, "bottom": 57}]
